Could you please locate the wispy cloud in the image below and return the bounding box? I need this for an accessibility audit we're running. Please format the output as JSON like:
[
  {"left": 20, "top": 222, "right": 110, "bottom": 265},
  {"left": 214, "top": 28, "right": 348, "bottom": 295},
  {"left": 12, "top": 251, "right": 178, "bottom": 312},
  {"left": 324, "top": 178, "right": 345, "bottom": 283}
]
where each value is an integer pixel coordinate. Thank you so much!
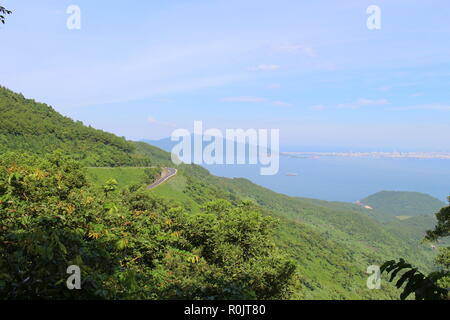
[
  {"left": 311, "top": 100, "right": 450, "bottom": 112},
  {"left": 277, "top": 44, "right": 316, "bottom": 57},
  {"left": 394, "top": 104, "right": 450, "bottom": 111},
  {"left": 222, "top": 96, "right": 292, "bottom": 107},
  {"left": 308, "top": 99, "right": 388, "bottom": 111},
  {"left": 377, "top": 82, "right": 418, "bottom": 92},
  {"left": 337, "top": 98, "right": 389, "bottom": 109},
  {"left": 147, "top": 116, "right": 177, "bottom": 127},
  {"left": 309, "top": 104, "right": 326, "bottom": 111},
  {"left": 272, "top": 101, "right": 292, "bottom": 107},
  {"left": 147, "top": 116, "right": 158, "bottom": 124},
  {"left": 222, "top": 96, "right": 267, "bottom": 103},
  {"left": 378, "top": 86, "right": 392, "bottom": 92},
  {"left": 248, "top": 64, "right": 280, "bottom": 71}
]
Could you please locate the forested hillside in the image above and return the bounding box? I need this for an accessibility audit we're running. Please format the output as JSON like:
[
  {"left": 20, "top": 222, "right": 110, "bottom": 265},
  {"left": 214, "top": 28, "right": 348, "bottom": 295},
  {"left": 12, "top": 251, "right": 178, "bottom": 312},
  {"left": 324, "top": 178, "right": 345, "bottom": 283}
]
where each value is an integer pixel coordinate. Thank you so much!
[
  {"left": 0, "top": 152, "right": 299, "bottom": 299},
  {"left": 360, "top": 191, "right": 445, "bottom": 221},
  {"left": 175, "top": 166, "right": 439, "bottom": 271},
  {"left": 0, "top": 87, "right": 446, "bottom": 299},
  {"left": 0, "top": 87, "right": 169, "bottom": 167}
]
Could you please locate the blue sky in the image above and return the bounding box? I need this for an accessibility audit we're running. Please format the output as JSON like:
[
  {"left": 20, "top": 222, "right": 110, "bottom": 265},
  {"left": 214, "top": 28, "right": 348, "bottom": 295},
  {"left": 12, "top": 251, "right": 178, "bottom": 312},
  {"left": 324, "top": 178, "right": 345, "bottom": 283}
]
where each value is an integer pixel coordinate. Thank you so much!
[{"left": 1, "top": 0, "right": 450, "bottom": 149}]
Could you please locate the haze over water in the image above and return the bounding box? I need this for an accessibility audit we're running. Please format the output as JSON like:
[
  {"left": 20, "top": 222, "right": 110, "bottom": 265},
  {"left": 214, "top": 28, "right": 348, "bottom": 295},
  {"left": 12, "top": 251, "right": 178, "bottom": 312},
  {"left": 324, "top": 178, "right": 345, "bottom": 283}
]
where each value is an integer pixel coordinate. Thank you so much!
[{"left": 204, "top": 156, "right": 450, "bottom": 203}]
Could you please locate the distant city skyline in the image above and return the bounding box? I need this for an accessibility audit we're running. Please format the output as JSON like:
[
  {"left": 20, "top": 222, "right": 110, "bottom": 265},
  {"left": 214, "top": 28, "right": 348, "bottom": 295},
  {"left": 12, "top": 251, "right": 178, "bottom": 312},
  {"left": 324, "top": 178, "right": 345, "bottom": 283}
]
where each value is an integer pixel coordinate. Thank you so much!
[
  {"left": 1, "top": 0, "right": 450, "bottom": 149},
  {"left": 281, "top": 151, "right": 450, "bottom": 160}
]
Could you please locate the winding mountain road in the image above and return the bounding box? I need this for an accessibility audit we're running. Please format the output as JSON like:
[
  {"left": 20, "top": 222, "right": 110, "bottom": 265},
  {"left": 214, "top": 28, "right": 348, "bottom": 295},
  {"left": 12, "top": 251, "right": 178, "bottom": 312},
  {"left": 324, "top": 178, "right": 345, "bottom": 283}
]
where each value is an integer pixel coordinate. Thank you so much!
[{"left": 147, "top": 167, "right": 177, "bottom": 190}]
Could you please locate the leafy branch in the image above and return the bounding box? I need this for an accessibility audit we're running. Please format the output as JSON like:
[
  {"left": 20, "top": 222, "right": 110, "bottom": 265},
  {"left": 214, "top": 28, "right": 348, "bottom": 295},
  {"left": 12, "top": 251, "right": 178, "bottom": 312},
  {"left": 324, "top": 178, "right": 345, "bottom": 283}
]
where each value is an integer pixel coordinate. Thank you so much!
[
  {"left": 0, "top": 5, "right": 12, "bottom": 24},
  {"left": 381, "top": 258, "right": 448, "bottom": 300}
]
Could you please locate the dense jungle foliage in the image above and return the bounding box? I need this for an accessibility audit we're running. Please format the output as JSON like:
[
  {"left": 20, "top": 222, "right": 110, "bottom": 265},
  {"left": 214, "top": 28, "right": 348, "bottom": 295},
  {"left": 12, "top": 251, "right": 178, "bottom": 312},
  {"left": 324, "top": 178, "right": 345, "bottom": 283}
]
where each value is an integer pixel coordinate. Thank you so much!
[{"left": 0, "top": 152, "right": 298, "bottom": 299}]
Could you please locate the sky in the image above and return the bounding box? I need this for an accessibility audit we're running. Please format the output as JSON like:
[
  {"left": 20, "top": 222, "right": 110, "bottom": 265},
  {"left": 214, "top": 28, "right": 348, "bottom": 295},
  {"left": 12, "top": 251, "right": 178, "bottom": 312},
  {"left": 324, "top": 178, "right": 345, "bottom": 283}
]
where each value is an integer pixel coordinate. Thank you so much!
[{"left": 1, "top": 0, "right": 450, "bottom": 150}]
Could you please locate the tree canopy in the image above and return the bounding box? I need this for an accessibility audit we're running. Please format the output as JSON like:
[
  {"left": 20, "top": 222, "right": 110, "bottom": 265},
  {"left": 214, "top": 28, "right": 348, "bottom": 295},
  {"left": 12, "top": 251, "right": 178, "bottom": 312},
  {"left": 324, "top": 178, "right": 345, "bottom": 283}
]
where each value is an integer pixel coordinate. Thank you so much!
[
  {"left": 0, "top": 151, "right": 297, "bottom": 299},
  {"left": 0, "top": 87, "right": 170, "bottom": 167}
]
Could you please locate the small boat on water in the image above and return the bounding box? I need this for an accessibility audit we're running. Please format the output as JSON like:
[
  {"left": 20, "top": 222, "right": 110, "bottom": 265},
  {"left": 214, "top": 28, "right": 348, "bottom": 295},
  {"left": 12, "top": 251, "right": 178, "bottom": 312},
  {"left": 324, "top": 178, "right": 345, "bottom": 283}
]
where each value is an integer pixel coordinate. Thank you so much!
[{"left": 286, "top": 173, "right": 298, "bottom": 177}]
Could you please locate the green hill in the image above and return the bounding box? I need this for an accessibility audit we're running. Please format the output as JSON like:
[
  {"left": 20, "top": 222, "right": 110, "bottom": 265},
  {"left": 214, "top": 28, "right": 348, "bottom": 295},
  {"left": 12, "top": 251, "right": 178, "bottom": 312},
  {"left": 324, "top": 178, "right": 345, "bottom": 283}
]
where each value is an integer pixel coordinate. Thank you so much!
[
  {"left": 144, "top": 164, "right": 444, "bottom": 298},
  {"left": 0, "top": 86, "right": 171, "bottom": 167},
  {"left": 385, "top": 215, "right": 438, "bottom": 246},
  {"left": 86, "top": 167, "right": 161, "bottom": 190},
  {"left": 0, "top": 86, "right": 445, "bottom": 299},
  {"left": 360, "top": 191, "right": 445, "bottom": 222}
]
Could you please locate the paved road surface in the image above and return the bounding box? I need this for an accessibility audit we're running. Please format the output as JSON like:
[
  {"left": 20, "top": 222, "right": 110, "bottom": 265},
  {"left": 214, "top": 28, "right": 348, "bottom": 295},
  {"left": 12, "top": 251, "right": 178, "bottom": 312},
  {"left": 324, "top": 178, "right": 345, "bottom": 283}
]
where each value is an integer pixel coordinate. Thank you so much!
[{"left": 147, "top": 168, "right": 177, "bottom": 189}]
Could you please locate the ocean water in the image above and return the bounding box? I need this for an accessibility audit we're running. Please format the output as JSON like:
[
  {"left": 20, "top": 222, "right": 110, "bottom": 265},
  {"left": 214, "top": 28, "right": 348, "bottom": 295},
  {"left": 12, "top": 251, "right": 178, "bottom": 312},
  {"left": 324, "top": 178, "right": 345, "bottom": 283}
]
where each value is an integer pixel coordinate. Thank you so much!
[{"left": 203, "top": 156, "right": 450, "bottom": 202}]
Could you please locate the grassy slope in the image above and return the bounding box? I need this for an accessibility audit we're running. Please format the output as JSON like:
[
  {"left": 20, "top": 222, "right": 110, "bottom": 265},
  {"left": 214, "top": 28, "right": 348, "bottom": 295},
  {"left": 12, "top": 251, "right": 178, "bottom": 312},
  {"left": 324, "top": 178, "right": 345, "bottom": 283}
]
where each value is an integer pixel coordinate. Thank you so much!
[
  {"left": 86, "top": 167, "right": 155, "bottom": 190},
  {"left": 148, "top": 173, "right": 201, "bottom": 213}
]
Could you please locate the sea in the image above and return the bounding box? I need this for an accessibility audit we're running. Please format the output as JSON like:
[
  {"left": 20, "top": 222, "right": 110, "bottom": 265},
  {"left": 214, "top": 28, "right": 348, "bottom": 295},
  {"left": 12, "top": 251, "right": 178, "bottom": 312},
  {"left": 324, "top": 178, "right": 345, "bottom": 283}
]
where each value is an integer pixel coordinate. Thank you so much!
[
  {"left": 144, "top": 139, "right": 450, "bottom": 202},
  {"left": 203, "top": 156, "right": 450, "bottom": 203}
]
